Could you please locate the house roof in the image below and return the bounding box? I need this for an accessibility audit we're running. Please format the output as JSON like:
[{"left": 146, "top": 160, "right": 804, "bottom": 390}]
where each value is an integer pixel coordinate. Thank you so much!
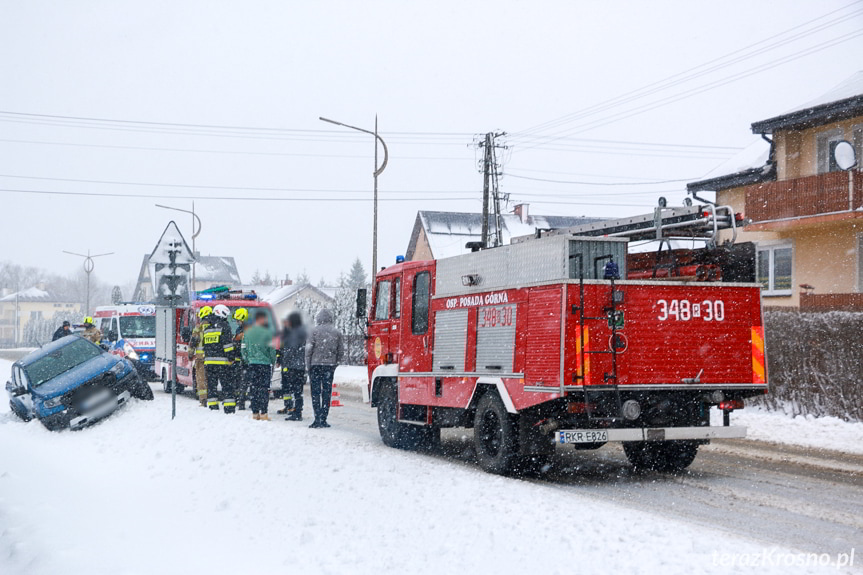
[
  {"left": 0, "top": 286, "right": 71, "bottom": 303},
  {"left": 264, "top": 283, "right": 335, "bottom": 306},
  {"left": 406, "top": 210, "right": 605, "bottom": 260},
  {"left": 751, "top": 71, "right": 863, "bottom": 134},
  {"left": 194, "top": 256, "right": 242, "bottom": 284},
  {"left": 686, "top": 139, "right": 776, "bottom": 192}
]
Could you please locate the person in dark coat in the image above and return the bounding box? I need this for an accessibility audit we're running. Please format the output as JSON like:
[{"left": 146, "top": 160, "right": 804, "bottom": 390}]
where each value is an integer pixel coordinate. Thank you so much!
[
  {"left": 52, "top": 321, "right": 72, "bottom": 341},
  {"left": 305, "top": 308, "right": 344, "bottom": 428},
  {"left": 279, "top": 311, "right": 308, "bottom": 421}
]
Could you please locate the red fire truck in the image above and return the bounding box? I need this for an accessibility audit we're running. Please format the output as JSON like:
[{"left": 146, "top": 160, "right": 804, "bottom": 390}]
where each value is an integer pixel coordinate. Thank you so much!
[
  {"left": 155, "top": 287, "right": 280, "bottom": 395},
  {"left": 363, "top": 204, "right": 767, "bottom": 474}
]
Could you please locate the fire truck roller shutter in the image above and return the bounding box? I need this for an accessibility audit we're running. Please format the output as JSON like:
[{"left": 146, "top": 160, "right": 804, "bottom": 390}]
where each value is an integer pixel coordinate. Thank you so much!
[
  {"left": 432, "top": 309, "right": 468, "bottom": 372},
  {"left": 476, "top": 304, "right": 517, "bottom": 374}
]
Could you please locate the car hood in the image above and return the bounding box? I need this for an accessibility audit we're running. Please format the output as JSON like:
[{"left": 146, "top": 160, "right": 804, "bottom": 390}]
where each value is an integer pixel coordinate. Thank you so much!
[{"left": 30, "top": 354, "right": 121, "bottom": 399}]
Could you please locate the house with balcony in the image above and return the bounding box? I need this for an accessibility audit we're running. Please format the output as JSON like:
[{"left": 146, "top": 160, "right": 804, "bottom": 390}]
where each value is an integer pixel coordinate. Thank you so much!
[{"left": 687, "top": 72, "right": 863, "bottom": 311}]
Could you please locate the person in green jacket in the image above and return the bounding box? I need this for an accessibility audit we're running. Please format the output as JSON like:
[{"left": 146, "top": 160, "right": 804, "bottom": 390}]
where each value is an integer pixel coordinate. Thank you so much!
[{"left": 241, "top": 310, "right": 277, "bottom": 420}]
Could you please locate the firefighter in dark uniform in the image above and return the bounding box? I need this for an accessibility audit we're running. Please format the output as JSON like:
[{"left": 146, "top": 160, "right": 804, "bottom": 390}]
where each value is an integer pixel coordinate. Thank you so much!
[
  {"left": 202, "top": 304, "right": 237, "bottom": 413},
  {"left": 232, "top": 307, "right": 249, "bottom": 410},
  {"left": 188, "top": 306, "right": 213, "bottom": 407}
]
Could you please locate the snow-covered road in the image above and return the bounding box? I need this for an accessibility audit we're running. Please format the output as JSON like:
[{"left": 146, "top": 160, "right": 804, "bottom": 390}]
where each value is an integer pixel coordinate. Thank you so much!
[{"left": 1, "top": 358, "right": 861, "bottom": 574}]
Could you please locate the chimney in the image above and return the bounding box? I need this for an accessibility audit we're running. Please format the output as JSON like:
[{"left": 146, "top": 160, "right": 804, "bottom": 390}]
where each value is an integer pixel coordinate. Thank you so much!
[{"left": 514, "top": 203, "right": 530, "bottom": 224}]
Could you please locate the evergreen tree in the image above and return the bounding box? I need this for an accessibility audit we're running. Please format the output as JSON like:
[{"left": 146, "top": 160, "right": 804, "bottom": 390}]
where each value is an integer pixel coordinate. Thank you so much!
[{"left": 347, "top": 258, "right": 368, "bottom": 290}]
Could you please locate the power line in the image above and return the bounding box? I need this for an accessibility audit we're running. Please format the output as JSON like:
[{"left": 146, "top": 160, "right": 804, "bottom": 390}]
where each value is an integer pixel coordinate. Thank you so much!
[
  {"left": 0, "top": 186, "right": 656, "bottom": 208},
  {"left": 0, "top": 137, "right": 471, "bottom": 161},
  {"left": 514, "top": 1, "right": 863, "bottom": 138},
  {"left": 504, "top": 173, "right": 695, "bottom": 186},
  {"left": 513, "top": 27, "right": 863, "bottom": 152}
]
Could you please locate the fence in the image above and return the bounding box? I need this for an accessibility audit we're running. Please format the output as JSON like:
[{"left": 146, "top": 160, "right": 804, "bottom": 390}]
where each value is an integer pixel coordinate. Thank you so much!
[{"left": 756, "top": 310, "right": 863, "bottom": 422}]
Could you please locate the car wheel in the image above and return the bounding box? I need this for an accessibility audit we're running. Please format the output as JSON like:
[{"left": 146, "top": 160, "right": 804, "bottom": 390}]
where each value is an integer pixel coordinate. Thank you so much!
[
  {"left": 131, "top": 377, "right": 154, "bottom": 401},
  {"left": 9, "top": 400, "right": 32, "bottom": 422}
]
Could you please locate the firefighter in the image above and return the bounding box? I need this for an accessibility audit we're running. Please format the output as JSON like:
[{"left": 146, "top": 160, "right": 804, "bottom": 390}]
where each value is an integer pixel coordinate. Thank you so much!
[
  {"left": 232, "top": 307, "right": 249, "bottom": 410},
  {"left": 202, "top": 304, "right": 237, "bottom": 413},
  {"left": 188, "top": 306, "right": 213, "bottom": 407},
  {"left": 79, "top": 317, "right": 102, "bottom": 344}
]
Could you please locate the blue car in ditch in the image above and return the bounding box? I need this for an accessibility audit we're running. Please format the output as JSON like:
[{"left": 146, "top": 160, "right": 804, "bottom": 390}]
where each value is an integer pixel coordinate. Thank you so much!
[{"left": 5, "top": 335, "right": 154, "bottom": 431}]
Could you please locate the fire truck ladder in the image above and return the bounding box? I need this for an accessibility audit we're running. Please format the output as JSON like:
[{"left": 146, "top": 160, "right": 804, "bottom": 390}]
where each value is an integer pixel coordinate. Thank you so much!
[
  {"left": 569, "top": 253, "right": 623, "bottom": 423},
  {"left": 544, "top": 204, "right": 737, "bottom": 246}
]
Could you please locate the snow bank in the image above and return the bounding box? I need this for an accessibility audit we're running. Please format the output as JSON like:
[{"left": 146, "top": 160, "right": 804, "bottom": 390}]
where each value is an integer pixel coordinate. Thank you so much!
[
  {"left": 0, "top": 358, "right": 854, "bottom": 575},
  {"left": 713, "top": 405, "right": 863, "bottom": 455}
]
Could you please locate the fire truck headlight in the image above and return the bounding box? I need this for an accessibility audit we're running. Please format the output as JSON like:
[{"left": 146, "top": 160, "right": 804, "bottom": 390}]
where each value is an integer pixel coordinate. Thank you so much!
[{"left": 621, "top": 400, "right": 641, "bottom": 421}]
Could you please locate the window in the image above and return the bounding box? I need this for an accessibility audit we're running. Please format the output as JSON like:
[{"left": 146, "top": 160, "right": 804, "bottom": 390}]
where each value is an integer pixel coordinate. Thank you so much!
[
  {"left": 100, "top": 318, "right": 112, "bottom": 334},
  {"left": 816, "top": 128, "right": 844, "bottom": 174},
  {"left": 374, "top": 280, "right": 391, "bottom": 321},
  {"left": 393, "top": 278, "right": 401, "bottom": 319},
  {"left": 29, "top": 311, "right": 43, "bottom": 320},
  {"left": 411, "top": 272, "right": 430, "bottom": 334},
  {"left": 757, "top": 244, "right": 793, "bottom": 296},
  {"left": 854, "top": 124, "right": 863, "bottom": 172}
]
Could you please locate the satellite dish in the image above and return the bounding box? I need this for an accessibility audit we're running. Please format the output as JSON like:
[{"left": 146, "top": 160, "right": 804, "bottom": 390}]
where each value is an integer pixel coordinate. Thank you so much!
[{"left": 833, "top": 140, "right": 857, "bottom": 171}]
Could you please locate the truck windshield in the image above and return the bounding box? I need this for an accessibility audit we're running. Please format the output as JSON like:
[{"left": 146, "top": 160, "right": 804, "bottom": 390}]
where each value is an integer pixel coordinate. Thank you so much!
[
  {"left": 24, "top": 338, "right": 103, "bottom": 387},
  {"left": 119, "top": 316, "right": 156, "bottom": 339}
]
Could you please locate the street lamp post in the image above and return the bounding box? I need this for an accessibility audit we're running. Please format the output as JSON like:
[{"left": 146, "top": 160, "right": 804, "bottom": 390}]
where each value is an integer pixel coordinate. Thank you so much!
[
  {"left": 62, "top": 250, "right": 114, "bottom": 316},
  {"left": 156, "top": 202, "right": 202, "bottom": 292},
  {"left": 319, "top": 116, "right": 388, "bottom": 276}
]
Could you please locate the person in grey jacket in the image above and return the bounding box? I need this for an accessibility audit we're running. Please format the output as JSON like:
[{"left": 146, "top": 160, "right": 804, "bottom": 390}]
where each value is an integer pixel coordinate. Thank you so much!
[{"left": 305, "top": 308, "right": 344, "bottom": 428}]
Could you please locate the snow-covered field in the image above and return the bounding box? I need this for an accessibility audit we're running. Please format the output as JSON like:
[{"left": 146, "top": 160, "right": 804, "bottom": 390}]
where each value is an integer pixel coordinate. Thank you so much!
[{"left": 0, "top": 357, "right": 859, "bottom": 574}]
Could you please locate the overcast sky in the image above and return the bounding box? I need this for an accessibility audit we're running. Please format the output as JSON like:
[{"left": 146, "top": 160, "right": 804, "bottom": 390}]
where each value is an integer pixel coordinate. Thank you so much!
[{"left": 1, "top": 0, "right": 861, "bottom": 288}]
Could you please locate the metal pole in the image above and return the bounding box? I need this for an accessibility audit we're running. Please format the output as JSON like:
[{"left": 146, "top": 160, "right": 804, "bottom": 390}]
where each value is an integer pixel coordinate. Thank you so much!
[
  {"left": 373, "top": 116, "right": 379, "bottom": 276},
  {"left": 63, "top": 250, "right": 113, "bottom": 317},
  {"left": 319, "top": 116, "right": 388, "bottom": 276}
]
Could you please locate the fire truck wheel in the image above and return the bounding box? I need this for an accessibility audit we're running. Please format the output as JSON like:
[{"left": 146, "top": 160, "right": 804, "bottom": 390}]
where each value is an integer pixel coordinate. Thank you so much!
[
  {"left": 377, "top": 382, "right": 432, "bottom": 451},
  {"left": 474, "top": 392, "right": 518, "bottom": 475},
  {"left": 623, "top": 440, "right": 699, "bottom": 472}
]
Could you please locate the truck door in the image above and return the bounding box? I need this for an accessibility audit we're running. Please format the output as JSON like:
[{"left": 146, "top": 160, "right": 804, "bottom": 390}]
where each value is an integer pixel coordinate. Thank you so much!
[
  {"left": 368, "top": 276, "right": 400, "bottom": 368},
  {"left": 398, "top": 269, "right": 433, "bottom": 375}
]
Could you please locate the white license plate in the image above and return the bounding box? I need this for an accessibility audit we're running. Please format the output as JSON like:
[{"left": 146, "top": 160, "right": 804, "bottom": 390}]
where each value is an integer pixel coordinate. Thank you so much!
[
  {"left": 558, "top": 430, "right": 609, "bottom": 444},
  {"left": 80, "top": 390, "right": 113, "bottom": 411}
]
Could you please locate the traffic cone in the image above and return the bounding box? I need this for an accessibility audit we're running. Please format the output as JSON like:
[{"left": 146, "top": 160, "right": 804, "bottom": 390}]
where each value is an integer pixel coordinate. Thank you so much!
[{"left": 330, "top": 383, "right": 343, "bottom": 407}]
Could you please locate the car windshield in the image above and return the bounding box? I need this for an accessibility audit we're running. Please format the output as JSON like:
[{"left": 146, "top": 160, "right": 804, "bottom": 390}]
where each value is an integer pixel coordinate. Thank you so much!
[
  {"left": 119, "top": 316, "right": 156, "bottom": 338},
  {"left": 24, "top": 338, "right": 103, "bottom": 387}
]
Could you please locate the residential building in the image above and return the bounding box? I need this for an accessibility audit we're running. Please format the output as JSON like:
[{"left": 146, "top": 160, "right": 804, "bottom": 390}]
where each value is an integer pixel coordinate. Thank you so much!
[
  {"left": 0, "top": 286, "right": 81, "bottom": 345},
  {"left": 264, "top": 283, "right": 335, "bottom": 322},
  {"left": 405, "top": 205, "right": 604, "bottom": 261},
  {"left": 687, "top": 72, "right": 863, "bottom": 311}
]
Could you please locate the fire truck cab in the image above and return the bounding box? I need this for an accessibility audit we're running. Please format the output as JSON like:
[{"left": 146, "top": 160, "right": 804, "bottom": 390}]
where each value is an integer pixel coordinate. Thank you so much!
[
  {"left": 155, "top": 287, "right": 280, "bottom": 395},
  {"left": 364, "top": 205, "right": 767, "bottom": 474}
]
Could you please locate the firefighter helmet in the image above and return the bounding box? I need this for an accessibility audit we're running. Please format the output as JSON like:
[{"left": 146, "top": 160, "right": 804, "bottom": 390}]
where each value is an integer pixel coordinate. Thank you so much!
[
  {"left": 213, "top": 304, "right": 230, "bottom": 319},
  {"left": 198, "top": 306, "right": 213, "bottom": 319},
  {"left": 233, "top": 308, "right": 249, "bottom": 322},
  {"left": 83, "top": 316, "right": 94, "bottom": 325}
]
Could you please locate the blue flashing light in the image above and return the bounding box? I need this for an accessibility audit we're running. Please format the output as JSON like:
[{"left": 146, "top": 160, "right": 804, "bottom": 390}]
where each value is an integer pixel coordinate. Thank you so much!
[
  {"left": 198, "top": 293, "right": 215, "bottom": 300},
  {"left": 396, "top": 255, "right": 405, "bottom": 264},
  {"left": 243, "top": 293, "right": 258, "bottom": 300}
]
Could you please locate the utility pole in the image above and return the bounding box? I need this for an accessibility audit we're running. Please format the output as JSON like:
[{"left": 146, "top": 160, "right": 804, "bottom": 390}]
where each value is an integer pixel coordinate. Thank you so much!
[
  {"left": 481, "top": 133, "right": 491, "bottom": 248},
  {"left": 476, "top": 132, "right": 507, "bottom": 247}
]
